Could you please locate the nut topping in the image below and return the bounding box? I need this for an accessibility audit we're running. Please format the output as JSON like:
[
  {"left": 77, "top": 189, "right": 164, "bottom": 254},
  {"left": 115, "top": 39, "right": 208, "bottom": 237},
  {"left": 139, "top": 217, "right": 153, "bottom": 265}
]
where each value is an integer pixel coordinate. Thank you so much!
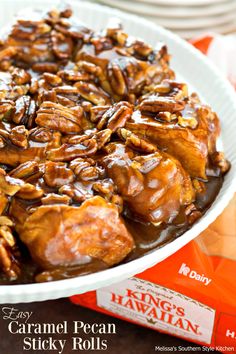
[
  {"left": 44, "top": 161, "right": 75, "bottom": 187},
  {"left": 139, "top": 96, "right": 185, "bottom": 113},
  {"left": 36, "top": 101, "right": 84, "bottom": 133}
]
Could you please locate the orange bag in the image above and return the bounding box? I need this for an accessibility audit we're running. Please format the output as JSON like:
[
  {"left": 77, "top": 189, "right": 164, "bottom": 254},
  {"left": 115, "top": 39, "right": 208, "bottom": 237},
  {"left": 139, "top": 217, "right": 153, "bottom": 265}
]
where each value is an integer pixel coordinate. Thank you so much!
[{"left": 71, "top": 194, "right": 236, "bottom": 353}]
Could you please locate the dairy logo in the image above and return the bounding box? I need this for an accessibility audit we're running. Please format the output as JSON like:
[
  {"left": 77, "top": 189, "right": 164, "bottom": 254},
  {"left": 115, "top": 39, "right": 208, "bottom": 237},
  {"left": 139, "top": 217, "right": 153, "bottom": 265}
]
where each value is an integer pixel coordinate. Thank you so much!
[{"left": 178, "top": 263, "right": 212, "bottom": 286}]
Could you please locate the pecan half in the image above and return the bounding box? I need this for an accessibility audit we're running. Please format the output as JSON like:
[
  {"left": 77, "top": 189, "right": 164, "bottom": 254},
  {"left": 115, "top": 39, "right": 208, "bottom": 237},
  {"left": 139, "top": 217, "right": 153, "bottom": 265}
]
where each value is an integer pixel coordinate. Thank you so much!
[
  {"left": 75, "top": 82, "right": 110, "bottom": 105},
  {"left": 29, "top": 127, "right": 53, "bottom": 143},
  {"left": 107, "top": 60, "right": 127, "bottom": 96},
  {"left": 41, "top": 193, "right": 71, "bottom": 205},
  {"left": 70, "top": 158, "right": 102, "bottom": 181},
  {"left": 44, "top": 161, "right": 75, "bottom": 187},
  {"left": 47, "top": 138, "right": 98, "bottom": 162},
  {"left": 139, "top": 96, "right": 185, "bottom": 113},
  {"left": 36, "top": 101, "right": 83, "bottom": 133},
  {"left": 97, "top": 102, "right": 133, "bottom": 131},
  {"left": 89, "top": 105, "right": 110, "bottom": 123},
  {"left": 9, "top": 161, "right": 41, "bottom": 180}
]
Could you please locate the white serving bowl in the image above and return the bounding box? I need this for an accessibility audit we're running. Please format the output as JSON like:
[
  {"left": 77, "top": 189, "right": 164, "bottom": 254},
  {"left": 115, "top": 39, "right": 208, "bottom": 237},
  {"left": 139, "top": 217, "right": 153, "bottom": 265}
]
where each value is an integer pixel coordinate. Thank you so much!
[{"left": 0, "top": 0, "right": 235, "bottom": 303}]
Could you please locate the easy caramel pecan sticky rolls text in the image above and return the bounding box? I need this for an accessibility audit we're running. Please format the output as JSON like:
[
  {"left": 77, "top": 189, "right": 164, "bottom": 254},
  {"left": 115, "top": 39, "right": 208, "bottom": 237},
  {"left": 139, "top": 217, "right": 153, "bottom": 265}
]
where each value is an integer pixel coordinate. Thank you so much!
[{"left": 0, "top": 7, "right": 230, "bottom": 283}]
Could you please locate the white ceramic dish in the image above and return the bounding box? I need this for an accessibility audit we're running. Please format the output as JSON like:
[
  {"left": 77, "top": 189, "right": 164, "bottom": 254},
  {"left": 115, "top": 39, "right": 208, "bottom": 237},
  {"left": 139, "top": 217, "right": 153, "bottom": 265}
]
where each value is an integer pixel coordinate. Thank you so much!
[
  {"left": 0, "top": 0, "right": 236, "bottom": 304},
  {"left": 97, "top": 0, "right": 236, "bottom": 19},
  {"left": 133, "top": 0, "right": 229, "bottom": 6},
  {"left": 173, "top": 22, "right": 236, "bottom": 38}
]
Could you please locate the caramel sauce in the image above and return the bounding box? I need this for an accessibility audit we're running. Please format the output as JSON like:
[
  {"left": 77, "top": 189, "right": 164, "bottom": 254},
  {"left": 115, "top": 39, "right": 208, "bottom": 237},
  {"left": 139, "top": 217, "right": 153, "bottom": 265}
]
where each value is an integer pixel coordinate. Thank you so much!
[{"left": 0, "top": 176, "right": 222, "bottom": 285}]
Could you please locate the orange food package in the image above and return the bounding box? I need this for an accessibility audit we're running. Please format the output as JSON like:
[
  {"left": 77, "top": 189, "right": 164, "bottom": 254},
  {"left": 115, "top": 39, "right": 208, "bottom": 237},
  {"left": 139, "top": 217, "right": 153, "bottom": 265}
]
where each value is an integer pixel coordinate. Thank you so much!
[{"left": 71, "top": 194, "right": 236, "bottom": 353}]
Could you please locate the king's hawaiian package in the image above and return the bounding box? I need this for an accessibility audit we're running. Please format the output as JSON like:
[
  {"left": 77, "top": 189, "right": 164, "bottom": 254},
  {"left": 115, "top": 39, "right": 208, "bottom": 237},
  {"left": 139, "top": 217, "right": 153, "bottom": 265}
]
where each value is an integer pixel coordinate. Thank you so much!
[{"left": 71, "top": 194, "right": 236, "bottom": 353}]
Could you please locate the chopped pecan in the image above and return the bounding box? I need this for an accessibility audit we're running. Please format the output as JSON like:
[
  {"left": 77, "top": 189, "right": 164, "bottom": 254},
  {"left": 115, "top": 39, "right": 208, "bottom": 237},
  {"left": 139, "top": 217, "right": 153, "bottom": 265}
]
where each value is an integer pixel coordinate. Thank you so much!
[
  {"left": 158, "top": 112, "right": 177, "bottom": 122},
  {"left": 0, "top": 137, "right": 5, "bottom": 148},
  {"left": 133, "top": 153, "right": 162, "bottom": 174},
  {"left": 185, "top": 203, "right": 202, "bottom": 224},
  {"left": 41, "top": 193, "right": 71, "bottom": 205},
  {"left": 0, "top": 225, "right": 15, "bottom": 248},
  {"left": 64, "top": 129, "right": 111, "bottom": 150},
  {"left": 178, "top": 115, "right": 198, "bottom": 129},
  {"left": 51, "top": 30, "right": 73, "bottom": 59},
  {"left": 81, "top": 101, "right": 92, "bottom": 112},
  {"left": 54, "top": 19, "right": 92, "bottom": 40},
  {"left": 75, "top": 82, "right": 110, "bottom": 105},
  {"left": 0, "top": 169, "right": 23, "bottom": 196},
  {"left": 192, "top": 179, "right": 206, "bottom": 194},
  {"left": 0, "top": 47, "right": 16, "bottom": 60},
  {"left": 118, "top": 128, "right": 157, "bottom": 153},
  {"left": 77, "top": 60, "right": 102, "bottom": 75},
  {"left": 29, "top": 77, "right": 39, "bottom": 94},
  {"left": 0, "top": 216, "right": 13, "bottom": 227},
  {"left": 0, "top": 100, "right": 14, "bottom": 120},
  {"left": 11, "top": 20, "right": 51, "bottom": 40},
  {"left": 32, "top": 63, "right": 59, "bottom": 73},
  {"left": 58, "top": 69, "right": 90, "bottom": 82},
  {"left": 92, "top": 178, "right": 115, "bottom": 198},
  {"left": 152, "top": 80, "right": 188, "bottom": 99},
  {"left": 129, "top": 40, "right": 152, "bottom": 58},
  {"left": 59, "top": 184, "right": 92, "bottom": 203},
  {"left": 43, "top": 73, "right": 62, "bottom": 86},
  {"left": 94, "top": 129, "right": 112, "bottom": 149},
  {"left": 13, "top": 95, "right": 37, "bottom": 128},
  {"left": 36, "top": 101, "right": 83, "bottom": 133},
  {"left": 7, "top": 20, "right": 53, "bottom": 65},
  {"left": 211, "top": 152, "right": 231, "bottom": 175},
  {"left": 0, "top": 191, "right": 8, "bottom": 215},
  {"left": 0, "top": 224, "right": 20, "bottom": 280},
  {"left": 89, "top": 105, "right": 110, "bottom": 123},
  {"left": 11, "top": 68, "right": 31, "bottom": 85},
  {"left": 110, "top": 194, "right": 123, "bottom": 213},
  {"left": 44, "top": 161, "right": 75, "bottom": 187},
  {"left": 92, "top": 178, "right": 123, "bottom": 212},
  {"left": 9, "top": 126, "right": 28, "bottom": 149},
  {"left": 106, "top": 19, "right": 127, "bottom": 46},
  {"left": 54, "top": 85, "right": 79, "bottom": 96},
  {"left": 16, "top": 183, "right": 44, "bottom": 200}
]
